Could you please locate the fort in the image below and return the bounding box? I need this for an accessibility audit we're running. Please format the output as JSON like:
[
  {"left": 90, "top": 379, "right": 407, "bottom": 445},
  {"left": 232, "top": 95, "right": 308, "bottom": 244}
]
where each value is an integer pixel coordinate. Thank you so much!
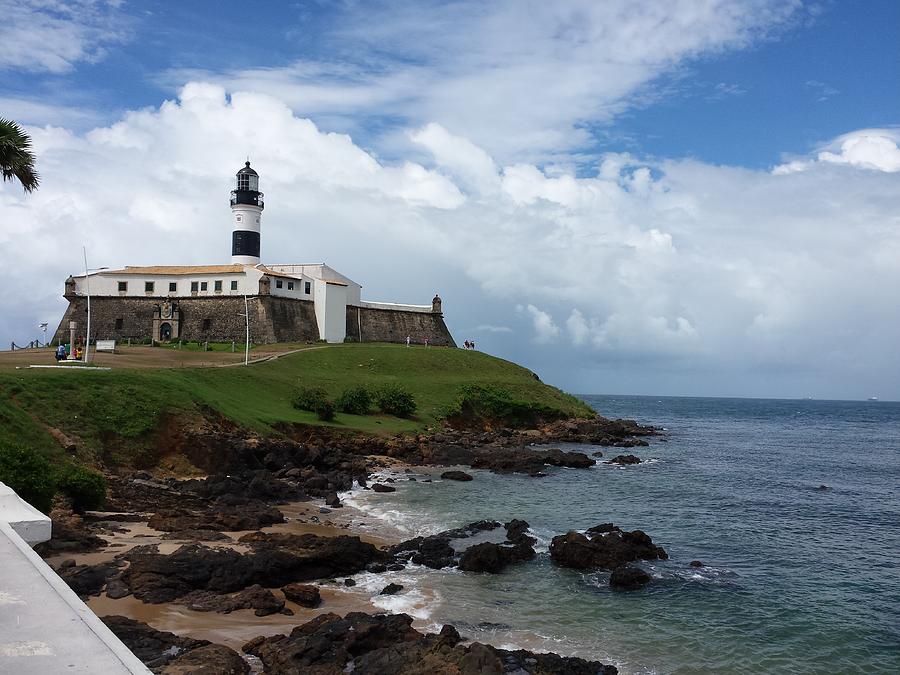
[{"left": 53, "top": 162, "right": 455, "bottom": 347}]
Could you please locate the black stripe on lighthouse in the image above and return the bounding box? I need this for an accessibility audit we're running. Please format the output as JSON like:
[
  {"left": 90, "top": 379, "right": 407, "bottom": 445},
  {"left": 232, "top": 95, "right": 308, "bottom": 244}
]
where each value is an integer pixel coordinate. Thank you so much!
[{"left": 232, "top": 230, "right": 260, "bottom": 258}]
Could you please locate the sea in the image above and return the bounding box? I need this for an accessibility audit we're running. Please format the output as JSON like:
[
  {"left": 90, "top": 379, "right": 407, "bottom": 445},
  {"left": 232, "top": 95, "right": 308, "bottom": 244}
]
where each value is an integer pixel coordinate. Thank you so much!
[{"left": 338, "top": 396, "right": 900, "bottom": 673}]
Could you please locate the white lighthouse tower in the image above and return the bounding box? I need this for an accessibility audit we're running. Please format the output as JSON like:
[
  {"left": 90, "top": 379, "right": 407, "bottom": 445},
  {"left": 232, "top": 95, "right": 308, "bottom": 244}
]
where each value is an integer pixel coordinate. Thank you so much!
[{"left": 230, "top": 161, "right": 264, "bottom": 264}]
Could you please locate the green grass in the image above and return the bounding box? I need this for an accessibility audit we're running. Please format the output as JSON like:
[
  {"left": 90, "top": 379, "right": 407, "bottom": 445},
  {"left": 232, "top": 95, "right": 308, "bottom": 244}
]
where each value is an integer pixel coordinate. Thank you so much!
[{"left": 0, "top": 343, "right": 593, "bottom": 467}]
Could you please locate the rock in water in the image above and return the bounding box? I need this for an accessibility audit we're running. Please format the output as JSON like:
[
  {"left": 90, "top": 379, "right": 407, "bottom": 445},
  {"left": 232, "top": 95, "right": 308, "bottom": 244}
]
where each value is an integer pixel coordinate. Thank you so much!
[
  {"left": 609, "top": 566, "right": 651, "bottom": 590},
  {"left": 607, "top": 454, "right": 641, "bottom": 465},
  {"left": 371, "top": 483, "right": 396, "bottom": 493},
  {"left": 457, "top": 541, "right": 535, "bottom": 573},
  {"left": 282, "top": 583, "right": 321, "bottom": 608},
  {"left": 380, "top": 582, "right": 404, "bottom": 595},
  {"left": 689, "top": 560, "right": 704, "bottom": 568},
  {"left": 550, "top": 524, "right": 667, "bottom": 570},
  {"left": 440, "top": 470, "right": 474, "bottom": 481}
]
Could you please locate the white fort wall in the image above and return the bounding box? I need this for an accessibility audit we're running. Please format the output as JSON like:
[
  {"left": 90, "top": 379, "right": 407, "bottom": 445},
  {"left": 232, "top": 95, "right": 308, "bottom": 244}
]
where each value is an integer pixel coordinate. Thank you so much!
[{"left": 71, "top": 270, "right": 262, "bottom": 297}]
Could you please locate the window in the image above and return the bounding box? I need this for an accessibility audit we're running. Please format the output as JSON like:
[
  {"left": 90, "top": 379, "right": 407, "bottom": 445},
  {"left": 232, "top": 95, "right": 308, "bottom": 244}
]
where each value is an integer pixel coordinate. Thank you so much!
[
  {"left": 191, "top": 281, "right": 199, "bottom": 292},
  {"left": 115, "top": 318, "right": 124, "bottom": 330},
  {"left": 214, "top": 280, "right": 223, "bottom": 292},
  {"left": 201, "top": 319, "right": 211, "bottom": 331},
  {"left": 287, "top": 281, "right": 294, "bottom": 290},
  {"left": 276, "top": 279, "right": 283, "bottom": 289},
  {"left": 117, "top": 281, "right": 127, "bottom": 292},
  {"left": 145, "top": 281, "right": 155, "bottom": 293},
  {"left": 235, "top": 215, "right": 243, "bottom": 223},
  {"left": 230, "top": 280, "right": 238, "bottom": 291},
  {"left": 305, "top": 281, "right": 311, "bottom": 294},
  {"left": 200, "top": 281, "right": 208, "bottom": 291},
  {"left": 169, "top": 282, "right": 177, "bottom": 293}
]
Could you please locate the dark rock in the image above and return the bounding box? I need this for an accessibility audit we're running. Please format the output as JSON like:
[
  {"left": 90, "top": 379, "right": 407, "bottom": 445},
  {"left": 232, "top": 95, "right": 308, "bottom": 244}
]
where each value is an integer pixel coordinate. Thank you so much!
[
  {"left": 324, "top": 491, "right": 341, "bottom": 508},
  {"left": 243, "top": 611, "right": 618, "bottom": 675},
  {"left": 181, "top": 584, "right": 284, "bottom": 616},
  {"left": 147, "top": 498, "right": 284, "bottom": 533},
  {"left": 160, "top": 529, "right": 231, "bottom": 542},
  {"left": 283, "top": 583, "right": 321, "bottom": 607},
  {"left": 58, "top": 561, "right": 123, "bottom": 597},
  {"left": 124, "top": 534, "right": 387, "bottom": 604},
  {"left": 366, "top": 562, "right": 387, "bottom": 573},
  {"left": 344, "top": 578, "right": 356, "bottom": 587},
  {"left": 371, "top": 483, "right": 396, "bottom": 493},
  {"left": 390, "top": 520, "right": 505, "bottom": 570},
  {"left": 161, "top": 643, "right": 249, "bottom": 674},
  {"left": 587, "top": 523, "right": 619, "bottom": 535},
  {"left": 440, "top": 470, "right": 474, "bottom": 481},
  {"left": 504, "top": 519, "right": 534, "bottom": 544},
  {"left": 380, "top": 583, "right": 404, "bottom": 595},
  {"left": 592, "top": 450, "right": 604, "bottom": 457},
  {"left": 550, "top": 525, "right": 667, "bottom": 571},
  {"left": 610, "top": 566, "right": 651, "bottom": 590},
  {"left": 468, "top": 447, "right": 595, "bottom": 475},
  {"left": 387, "top": 563, "right": 405, "bottom": 571},
  {"left": 689, "top": 560, "right": 704, "bottom": 568},
  {"left": 607, "top": 454, "right": 641, "bottom": 465},
  {"left": 34, "top": 511, "right": 108, "bottom": 557},
  {"left": 239, "top": 531, "right": 389, "bottom": 579},
  {"left": 101, "top": 615, "right": 211, "bottom": 671},
  {"left": 106, "top": 578, "right": 132, "bottom": 599},
  {"left": 457, "top": 540, "right": 535, "bottom": 573}
]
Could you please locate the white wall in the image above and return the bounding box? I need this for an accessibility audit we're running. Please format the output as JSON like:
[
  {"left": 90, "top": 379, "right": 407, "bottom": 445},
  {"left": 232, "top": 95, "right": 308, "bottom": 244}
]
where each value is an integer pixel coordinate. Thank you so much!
[
  {"left": 323, "top": 283, "right": 347, "bottom": 343},
  {"left": 70, "top": 268, "right": 262, "bottom": 297},
  {"left": 360, "top": 300, "right": 432, "bottom": 313},
  {"left": 312, "top": 279, "right": 348, "bottom": 342},
  {"left": 269, "top": 275, "right": 313, "bottom": 300},
  {"left": 268, "top": 263, "right": 361, "bottom": 305}
]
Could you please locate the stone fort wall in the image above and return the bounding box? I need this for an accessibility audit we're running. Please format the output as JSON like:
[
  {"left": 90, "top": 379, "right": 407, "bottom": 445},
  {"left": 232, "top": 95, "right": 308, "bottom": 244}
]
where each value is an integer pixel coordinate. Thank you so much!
[
  {"left": 53, "top": 296, "right": 455, "bottom": 346},
  {"left": 345, "top": 305, "right": 456, "bottom": 347},
  {"left": 52, "top": 296, "right": 319, "bottom": 344}
]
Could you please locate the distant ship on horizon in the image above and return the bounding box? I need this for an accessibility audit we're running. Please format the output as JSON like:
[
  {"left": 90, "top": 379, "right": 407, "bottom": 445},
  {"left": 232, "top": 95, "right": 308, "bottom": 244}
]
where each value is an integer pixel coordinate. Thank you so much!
[{"left": 867, "top": 396, "right": 879, "bottom": 401}]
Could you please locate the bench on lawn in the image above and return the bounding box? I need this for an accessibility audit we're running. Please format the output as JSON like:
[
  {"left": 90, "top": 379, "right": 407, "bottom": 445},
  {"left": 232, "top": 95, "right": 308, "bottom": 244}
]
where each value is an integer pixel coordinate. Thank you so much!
[{"left": 95, "top": 340, "right": 116, "bottom": 353}]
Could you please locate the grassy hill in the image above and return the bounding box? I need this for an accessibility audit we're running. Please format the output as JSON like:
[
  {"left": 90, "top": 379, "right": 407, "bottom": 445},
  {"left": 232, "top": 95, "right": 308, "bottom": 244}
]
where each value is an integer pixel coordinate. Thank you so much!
[{"left": 0, "top": 343, "right": 593, "bottom": 468}]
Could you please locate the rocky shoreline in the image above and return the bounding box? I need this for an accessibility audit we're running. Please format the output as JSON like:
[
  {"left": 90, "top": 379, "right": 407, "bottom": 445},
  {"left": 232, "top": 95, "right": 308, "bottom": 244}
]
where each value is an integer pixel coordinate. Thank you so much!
[{"left": 38, "top": 415, "right": 668, "bottom": 673}]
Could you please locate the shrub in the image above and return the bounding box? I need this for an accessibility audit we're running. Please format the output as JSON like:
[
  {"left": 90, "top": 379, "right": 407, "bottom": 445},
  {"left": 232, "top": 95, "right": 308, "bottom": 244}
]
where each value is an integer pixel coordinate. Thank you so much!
[
  {"left": 293, "top": 387, "right": 331, "bottom": 412},
  {"left": 336, "top": 387, "right": 372, "bottom": 415},
  {"left": 449, "top": 384, "right": 570, "bottom": 429},
  {"left": 57, "top": 465, "right": 107, "bottom": 513},
  {"left": 315, "top": 399, "right": 336, "bottom": 422},
  {"left": 375, "top": 384, "right": 417, "bottom": 418},
  {"left": 0, "top": 443, "right": 57, "bottom": 514},
  {"left": 293, "top": 386, "right": 336, "bottom": 421}
]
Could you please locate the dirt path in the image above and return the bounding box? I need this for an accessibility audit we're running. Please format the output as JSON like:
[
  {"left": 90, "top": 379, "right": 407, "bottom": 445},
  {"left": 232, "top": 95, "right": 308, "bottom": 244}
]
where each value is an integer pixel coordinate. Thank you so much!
[{"left": 0, "top": 343, "right": 329, "bottom": 371}]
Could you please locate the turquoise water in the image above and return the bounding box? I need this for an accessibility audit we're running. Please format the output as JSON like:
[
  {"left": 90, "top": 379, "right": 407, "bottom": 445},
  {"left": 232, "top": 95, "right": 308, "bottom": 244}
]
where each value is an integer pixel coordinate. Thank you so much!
[{"left": 346, "top": 396, "right": 900, "bottom": 673}]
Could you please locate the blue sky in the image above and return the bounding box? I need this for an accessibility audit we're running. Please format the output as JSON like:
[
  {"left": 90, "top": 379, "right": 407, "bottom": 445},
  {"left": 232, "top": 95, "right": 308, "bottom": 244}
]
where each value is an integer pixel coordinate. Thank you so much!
[{"left": 1, "top": 1, "right": 899, "bottom": 399}]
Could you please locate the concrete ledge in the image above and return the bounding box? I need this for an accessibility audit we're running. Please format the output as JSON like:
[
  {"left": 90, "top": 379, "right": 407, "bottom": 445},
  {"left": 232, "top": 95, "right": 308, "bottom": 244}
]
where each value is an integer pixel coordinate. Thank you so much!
[
  {"left": 0, "top": 482, "right": 51, "bottom": 545},
  {"left": 0, "top": 519, "right": 151, "bottom": 673}
]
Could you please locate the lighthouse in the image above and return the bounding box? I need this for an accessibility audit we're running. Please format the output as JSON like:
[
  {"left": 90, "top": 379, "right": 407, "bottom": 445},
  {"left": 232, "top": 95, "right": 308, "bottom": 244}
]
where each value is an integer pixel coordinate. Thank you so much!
[{"left": 230, "top": 161, "right": 264, "bottom": 264}]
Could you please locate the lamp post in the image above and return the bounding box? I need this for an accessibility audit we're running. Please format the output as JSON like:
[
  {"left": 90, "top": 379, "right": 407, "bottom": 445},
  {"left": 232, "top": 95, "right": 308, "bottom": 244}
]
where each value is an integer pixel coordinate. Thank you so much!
[
  {"left": 244, "top": 295, "right": 250, "bottom": 366},
  {"left": 82, "top": 247, "right": 108, "bottom": 364},
  {"left": 237, "top": 296, "right": 252, "bottom": 365},
  {"left": 39, "top": 323, "right": 48, "bottom": 347}
]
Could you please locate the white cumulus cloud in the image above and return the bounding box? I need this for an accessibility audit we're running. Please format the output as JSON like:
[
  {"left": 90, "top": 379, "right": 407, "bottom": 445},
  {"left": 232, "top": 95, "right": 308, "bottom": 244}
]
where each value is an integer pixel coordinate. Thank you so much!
[{"left": 773, "top": 129, "right": 900, "bottom": 174}]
